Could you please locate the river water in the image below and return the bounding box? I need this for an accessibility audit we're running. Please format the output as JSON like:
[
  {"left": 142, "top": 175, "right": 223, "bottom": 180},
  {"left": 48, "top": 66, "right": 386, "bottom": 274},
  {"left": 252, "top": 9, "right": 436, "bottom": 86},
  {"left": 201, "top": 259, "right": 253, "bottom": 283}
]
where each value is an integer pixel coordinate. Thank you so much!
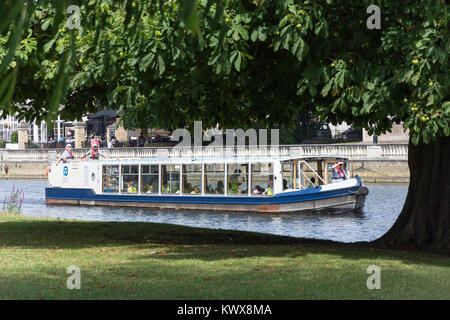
[{"left": 0, "top": 179, "right": 408, "bottom": 243}]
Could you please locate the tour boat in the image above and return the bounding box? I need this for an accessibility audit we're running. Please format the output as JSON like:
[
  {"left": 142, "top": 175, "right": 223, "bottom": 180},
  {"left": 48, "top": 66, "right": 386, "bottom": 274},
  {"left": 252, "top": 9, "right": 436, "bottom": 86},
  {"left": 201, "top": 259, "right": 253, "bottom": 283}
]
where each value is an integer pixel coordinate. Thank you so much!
[{"left": 45, "top": 155, "right": 368, "bottom": 213}]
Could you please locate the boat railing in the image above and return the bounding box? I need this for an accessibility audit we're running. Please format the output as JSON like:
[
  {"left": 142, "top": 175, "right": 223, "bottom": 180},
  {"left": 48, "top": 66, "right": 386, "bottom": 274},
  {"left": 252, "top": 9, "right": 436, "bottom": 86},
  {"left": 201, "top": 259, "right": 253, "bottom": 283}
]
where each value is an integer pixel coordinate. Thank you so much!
[{"left": 297, "top": 160, "right": 326, "bottom": 189}]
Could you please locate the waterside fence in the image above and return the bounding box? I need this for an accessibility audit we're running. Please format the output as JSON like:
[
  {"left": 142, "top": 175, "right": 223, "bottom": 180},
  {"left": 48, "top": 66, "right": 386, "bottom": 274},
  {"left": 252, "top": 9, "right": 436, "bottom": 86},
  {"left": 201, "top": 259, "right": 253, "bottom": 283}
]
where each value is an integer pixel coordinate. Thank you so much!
[
  {"left": 0, "top": 144, "right": 409, "bottom": 183},
  {"left": 1, "top": 144, "right": 408, "bottom": 162}
]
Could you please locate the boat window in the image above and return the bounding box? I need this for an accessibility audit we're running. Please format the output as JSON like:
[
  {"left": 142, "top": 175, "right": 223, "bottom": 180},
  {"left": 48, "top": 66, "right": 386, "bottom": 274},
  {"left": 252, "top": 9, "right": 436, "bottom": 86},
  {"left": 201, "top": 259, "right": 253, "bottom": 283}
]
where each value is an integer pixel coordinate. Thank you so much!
[
  {"left": 121, "top": 165, "right": 139, "bottom": 193},
  {"left": 182, "top": 164, "right": 202, "bottom": 195},
  {"left": 102, "top": 165, "right": 119, "bottom": 193},
  {"left": 282, "top": 162, "right": 294, "bottom": 190},
  {"left": 205, "top": 164, "right": 225, "bottom": 195},
  {"left": 161, "top": 165, "right": 180, "bottom": 194},
  {"left": 251, "top": 163, "right": 273, "bottom": 196},
  {"left": 227, "top": 163, "right": 249, "bottom": 195},
  {"left": 141, "top": 165, "right": 159, "bottom": 194},
  {"left": 326, "top": 161, "right": 334, "bottom": 184}
]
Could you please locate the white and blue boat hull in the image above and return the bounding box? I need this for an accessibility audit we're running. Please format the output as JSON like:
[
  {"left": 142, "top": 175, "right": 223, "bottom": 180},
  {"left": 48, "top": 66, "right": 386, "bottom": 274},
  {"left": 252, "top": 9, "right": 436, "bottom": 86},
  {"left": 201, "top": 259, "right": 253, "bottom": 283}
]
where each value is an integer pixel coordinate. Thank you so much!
[{"left": 46, "top": 176, "right": 368, "bottom": 214}]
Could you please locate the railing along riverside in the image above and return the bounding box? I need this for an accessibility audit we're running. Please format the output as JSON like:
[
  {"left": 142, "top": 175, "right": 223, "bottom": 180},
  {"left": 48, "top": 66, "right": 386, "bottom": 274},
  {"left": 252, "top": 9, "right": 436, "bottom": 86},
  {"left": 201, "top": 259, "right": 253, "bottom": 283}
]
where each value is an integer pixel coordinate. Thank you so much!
[
  {"left": 381, "top": 144, "right": 409, "bottom": 160},
  {"left": 0, "top": 144, "right": 408, "bottom": 162}
]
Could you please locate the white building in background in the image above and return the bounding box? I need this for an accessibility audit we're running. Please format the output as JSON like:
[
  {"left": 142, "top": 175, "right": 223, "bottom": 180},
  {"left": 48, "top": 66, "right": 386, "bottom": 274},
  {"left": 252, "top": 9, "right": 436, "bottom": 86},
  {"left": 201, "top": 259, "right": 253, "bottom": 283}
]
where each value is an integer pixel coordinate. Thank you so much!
[
  {"left": 362, "top": 124, "right": 409, "bottom": 143},
  {"left": 329, "top": 122, "right": 409, "bottom": 143},
  {"left": 0, "top": 114, "right": 71, "bottom": 143},
  {"left": 328, "top": 122, "right": 352, "bottom": 138},
  {"left": 0, "top": 114, "right": 18, "bottom": 142}
]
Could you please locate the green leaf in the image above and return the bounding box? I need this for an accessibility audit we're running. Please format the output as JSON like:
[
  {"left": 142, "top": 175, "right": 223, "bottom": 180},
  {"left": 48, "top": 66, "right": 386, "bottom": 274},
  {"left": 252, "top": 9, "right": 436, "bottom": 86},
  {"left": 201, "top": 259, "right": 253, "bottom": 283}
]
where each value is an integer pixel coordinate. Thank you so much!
[
  {"left": 250, "top": 30, "right": 258, "bottom": 42},
  {"left": 422, "top": 130, "right": 430, "bottom": 144},
  {"left": 258, "top": 30, "right": 267, "bottom": 41},
  {"left": 234, "top": 52, "right": 242, "bottom": 72},
  {"left": 55, "top": 39, "right": 65, "bottom": 54},
  {"left": 309, "top": 86, "right": 317, "bottom": 97},
  {"left": 0, "top": 69, "right": 17, "bottom": 106},
  {"left": 282, "top": 33, "right": 290, "bottom": 50},
  {"left": 321, "top": 79, "right": 333, "bottom": 97},
  {"left": 158, "top": 55, "right": 165, "bottom": 75},
  {"left": 41, "top": 17, "right": 53, "bottom": 31},
  {"left": 337, "top": 71, "right": 345, "bottom": 88},
  {"left": 411, "top": 133, "right": 420, "bottom": 145},
  {"left": 0, "top": 6, "right": 27, "bottom": 75},
  {"left": 182, "top": 0, "right": 200, "bottom": 35}
]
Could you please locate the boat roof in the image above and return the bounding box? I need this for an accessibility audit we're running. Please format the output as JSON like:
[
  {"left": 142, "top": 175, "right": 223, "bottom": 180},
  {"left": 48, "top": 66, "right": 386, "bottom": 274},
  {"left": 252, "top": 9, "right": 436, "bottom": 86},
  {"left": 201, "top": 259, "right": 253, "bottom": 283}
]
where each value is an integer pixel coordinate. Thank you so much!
[{"left": 69, "top": 155, "right": 349, "bottom": 165}]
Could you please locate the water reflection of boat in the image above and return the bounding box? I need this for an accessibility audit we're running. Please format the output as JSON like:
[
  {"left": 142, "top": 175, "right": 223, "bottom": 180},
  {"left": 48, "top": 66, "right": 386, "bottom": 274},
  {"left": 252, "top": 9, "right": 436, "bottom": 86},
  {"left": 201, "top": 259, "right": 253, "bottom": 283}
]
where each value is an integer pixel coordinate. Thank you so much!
[{"left": 45, "top": 156, "right": 368, "bottom": 214}]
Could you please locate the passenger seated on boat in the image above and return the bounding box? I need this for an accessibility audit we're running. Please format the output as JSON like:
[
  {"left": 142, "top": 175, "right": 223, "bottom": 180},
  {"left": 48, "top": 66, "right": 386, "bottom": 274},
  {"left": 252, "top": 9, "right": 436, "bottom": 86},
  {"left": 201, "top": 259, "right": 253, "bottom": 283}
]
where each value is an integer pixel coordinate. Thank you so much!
[
  {"left": 228, "top": 183, "right": 240, "bottom": 194},
  {"left": 145, "top": 184, "right": 153, "bottom": 193},
  {"left": 214, "top": 181, "right": 224, "bottom": 194},
  {"left": 185, "top": 183, "right": 193, "bottom": 193},
  {"left": 331, "top": 161, "right": 347, "bottom": 183},
  {"left": 127, "top": 181, "right": 137, "bottom": 193},
  {"left": 190, "top": 186, "right": 200, "bottom": 194},
  {"left": 161, "top": 183, "right": 170, "bottom": 193},
  {"left": 308, "top": 177, "right": 318, "bottom": 188},
  {"left": 263, "top": 182, "right": 274, "bottom": 195},
  {"left": 253, "top": 185, "right": 263, "bottom": 194}
]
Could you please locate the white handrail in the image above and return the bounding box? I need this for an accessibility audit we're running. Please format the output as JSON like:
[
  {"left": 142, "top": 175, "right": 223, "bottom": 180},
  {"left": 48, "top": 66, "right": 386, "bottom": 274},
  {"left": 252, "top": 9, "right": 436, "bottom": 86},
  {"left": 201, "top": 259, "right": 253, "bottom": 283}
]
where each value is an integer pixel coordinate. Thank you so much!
[{"left": 298, "top": 160, "right": 326, "bottom": 186}]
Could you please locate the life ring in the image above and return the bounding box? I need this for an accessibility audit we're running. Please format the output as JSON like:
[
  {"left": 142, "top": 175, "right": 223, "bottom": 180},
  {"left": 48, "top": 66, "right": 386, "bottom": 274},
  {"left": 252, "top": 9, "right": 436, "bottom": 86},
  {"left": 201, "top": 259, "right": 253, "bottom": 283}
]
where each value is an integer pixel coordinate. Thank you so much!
[{"left": 45, "top": 164, "right": 51, "bottom": 176}]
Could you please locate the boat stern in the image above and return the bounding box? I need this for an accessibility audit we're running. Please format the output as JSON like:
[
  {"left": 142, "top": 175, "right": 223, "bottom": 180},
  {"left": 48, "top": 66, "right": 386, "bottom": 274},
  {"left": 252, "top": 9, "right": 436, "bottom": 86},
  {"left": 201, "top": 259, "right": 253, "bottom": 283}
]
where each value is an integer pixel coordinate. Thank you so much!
[{"left": 353, "top": 175, "right": 369, "bottom": 212}]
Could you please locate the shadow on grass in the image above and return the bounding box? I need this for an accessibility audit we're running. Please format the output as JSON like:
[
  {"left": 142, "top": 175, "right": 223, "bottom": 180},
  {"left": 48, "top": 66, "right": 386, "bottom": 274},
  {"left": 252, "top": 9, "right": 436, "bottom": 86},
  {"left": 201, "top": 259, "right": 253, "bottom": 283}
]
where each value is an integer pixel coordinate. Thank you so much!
[{"left": 0, "top": 217, "right": 449, "bottom": 268}]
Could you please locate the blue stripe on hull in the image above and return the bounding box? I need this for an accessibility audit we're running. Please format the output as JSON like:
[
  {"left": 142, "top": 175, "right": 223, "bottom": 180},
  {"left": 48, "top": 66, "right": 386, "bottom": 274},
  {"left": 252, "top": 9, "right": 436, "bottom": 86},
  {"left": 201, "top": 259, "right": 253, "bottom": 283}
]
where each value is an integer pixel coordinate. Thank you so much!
[{"left": 46, "top": 176, "right": 363, "bottom": 206}]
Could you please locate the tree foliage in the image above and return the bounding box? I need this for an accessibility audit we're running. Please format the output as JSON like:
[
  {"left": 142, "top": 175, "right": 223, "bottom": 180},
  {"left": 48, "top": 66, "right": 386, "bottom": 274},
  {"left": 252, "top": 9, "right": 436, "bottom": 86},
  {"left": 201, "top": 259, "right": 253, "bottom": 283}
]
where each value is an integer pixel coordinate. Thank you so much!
[{"left": 0, "top": 0, "right": 448, "bottom": 144}]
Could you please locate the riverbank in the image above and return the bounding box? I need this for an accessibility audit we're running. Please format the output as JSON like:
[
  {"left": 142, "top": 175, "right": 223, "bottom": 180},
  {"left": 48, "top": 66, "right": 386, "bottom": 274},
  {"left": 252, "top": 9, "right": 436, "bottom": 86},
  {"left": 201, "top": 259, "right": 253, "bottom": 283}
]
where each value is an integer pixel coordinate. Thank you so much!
[{"left": 0, "top": 213, "right": 448, "bottom": 299}]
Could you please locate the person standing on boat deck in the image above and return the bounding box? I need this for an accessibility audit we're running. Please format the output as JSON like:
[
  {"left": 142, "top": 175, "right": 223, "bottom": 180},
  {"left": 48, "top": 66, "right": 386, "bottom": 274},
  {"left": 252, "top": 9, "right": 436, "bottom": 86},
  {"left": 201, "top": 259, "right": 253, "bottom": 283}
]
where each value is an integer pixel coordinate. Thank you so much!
[
  {"left": 331, "top": 161, "right": 347, "bottom": 183},
  {"left": 81, "top": 140, "right": 106, "bottom": 160},
  {"left": 56, "top": 144, "right": 74, "bottom": 165}
]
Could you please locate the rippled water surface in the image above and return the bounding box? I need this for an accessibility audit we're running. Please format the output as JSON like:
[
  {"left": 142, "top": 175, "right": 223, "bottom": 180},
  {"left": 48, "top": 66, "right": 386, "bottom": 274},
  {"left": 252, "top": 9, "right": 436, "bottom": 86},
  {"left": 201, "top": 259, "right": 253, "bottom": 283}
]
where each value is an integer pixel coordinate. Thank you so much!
[{"left": 0, "top": 179, "right": 408, "bottom": 243}]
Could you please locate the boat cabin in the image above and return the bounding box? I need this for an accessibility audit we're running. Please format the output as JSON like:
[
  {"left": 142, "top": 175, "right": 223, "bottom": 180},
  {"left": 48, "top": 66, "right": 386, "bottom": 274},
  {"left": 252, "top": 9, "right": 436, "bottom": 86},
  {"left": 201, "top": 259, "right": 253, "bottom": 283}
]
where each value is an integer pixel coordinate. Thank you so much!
[{"left": 49, "top": 156, "right": 351, "bottom": 197}]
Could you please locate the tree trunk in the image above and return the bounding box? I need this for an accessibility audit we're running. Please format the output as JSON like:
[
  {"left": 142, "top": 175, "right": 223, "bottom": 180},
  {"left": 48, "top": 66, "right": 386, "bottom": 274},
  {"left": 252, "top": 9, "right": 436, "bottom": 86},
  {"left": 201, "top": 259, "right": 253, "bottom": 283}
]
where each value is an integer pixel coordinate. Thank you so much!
[{"left": 375, "top": 135, "right": 449, "bottom": 249}]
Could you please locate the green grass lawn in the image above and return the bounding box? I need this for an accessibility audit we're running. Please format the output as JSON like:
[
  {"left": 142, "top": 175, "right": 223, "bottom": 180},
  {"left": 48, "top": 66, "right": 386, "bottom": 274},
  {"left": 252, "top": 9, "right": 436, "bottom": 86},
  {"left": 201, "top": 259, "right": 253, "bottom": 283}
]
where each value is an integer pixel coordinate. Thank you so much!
[{"left": 0, "top": 213, "right": 448, "bottom": 300}]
